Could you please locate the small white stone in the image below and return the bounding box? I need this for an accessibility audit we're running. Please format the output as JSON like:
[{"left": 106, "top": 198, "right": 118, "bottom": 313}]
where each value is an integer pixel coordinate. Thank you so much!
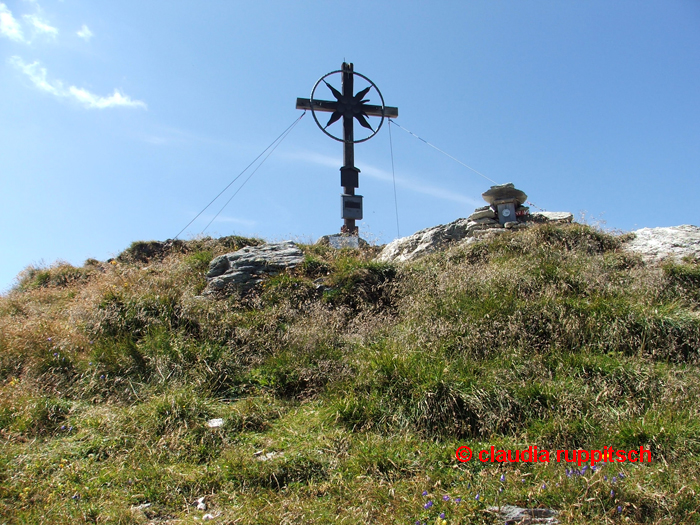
[
  {"left": 257, "top": 451, "right": 278, "bottom": 461},
  {"left": 206, "top": 418, "right": 224, "bottom": 428},
  {"left": 202, "top": 513, "right": 215, "bottom": 521}
]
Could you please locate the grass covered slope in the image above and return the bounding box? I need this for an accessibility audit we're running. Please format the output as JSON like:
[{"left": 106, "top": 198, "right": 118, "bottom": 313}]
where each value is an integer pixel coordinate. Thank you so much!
[{"left": 1, "top": 224, "right": 699, "bottom": 524}]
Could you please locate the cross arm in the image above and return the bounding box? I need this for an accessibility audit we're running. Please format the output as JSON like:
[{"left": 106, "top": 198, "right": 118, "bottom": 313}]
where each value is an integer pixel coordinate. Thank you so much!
[{"left": 296, "top": 98, "right": 399, "bottom": 118}]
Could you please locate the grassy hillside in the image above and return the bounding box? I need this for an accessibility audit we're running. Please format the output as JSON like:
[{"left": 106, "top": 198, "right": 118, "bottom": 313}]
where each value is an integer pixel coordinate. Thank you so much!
[{"left": 1, "top": 224, "right": 699, "bottom": 524}]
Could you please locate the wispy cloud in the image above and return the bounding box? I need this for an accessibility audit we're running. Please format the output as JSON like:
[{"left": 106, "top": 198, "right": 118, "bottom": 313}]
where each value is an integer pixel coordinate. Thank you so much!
[
  {"left": 10, "top": 56, "right": 60, "bottom": 94},
  {"left": 10, "top": 56, "right": 147, "bottom": 109},
  {"left": 0, "top": 3, "right": 25, "bottom": 42},
  {"left": 287, "top": 150, "right": 483, "bottom": 206},
  {"left": 76, "top": 24, "right": 92, "bottom": 41},
  {"left": 23, "top": 13, "right": 57, "bottom": 37},
  {"left": 68, "top": 85, "right": 146, "bottom": 109}
]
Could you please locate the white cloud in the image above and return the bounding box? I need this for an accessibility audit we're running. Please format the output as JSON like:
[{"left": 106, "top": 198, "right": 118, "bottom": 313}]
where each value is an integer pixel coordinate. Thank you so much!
[
  {"left": 0, "top": 3, "right": 25, "bottom": 42},
  {"left": 23, "top": 13, "right": 57, "bottom": 37},
  {"left": 76, "top": 24, "right": 92, "bottom": 41},
  {"left": 287, "top": 150, "right": 483, "bottom": 207},
  {"left": 10, "top": 56, "right": 147, "bottom": 110},
  {"left": 68, "top": 86, "right": 146, "bottom": 109},
  {"left": 9, "top": 56, "right": 61, "bottom": 95}
]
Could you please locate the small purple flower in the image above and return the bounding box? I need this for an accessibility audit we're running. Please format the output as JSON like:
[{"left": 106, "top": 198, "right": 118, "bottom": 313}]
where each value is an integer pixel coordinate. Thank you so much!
[
  {"left": 48, "top": 337, "right": 52, "bottom": 341},
  {"left": 604, "top": 475, "right": 608, "bottom": 481},
  {"left": 422, "top": 491, "right": 428, "bottom": 496},
  {"left": 612, "top": 476, "right": 618, "bottom": 484},
  {"left": 541, "top": 483, "right": 547, "bottom": 490},
  {"left": 475, "top": 493, "right": 480, "bottom": 501},
  {"left": 60, "top": 425, "right": 66, "bottom": 430},
  {"left": 618, "top": 472, "right": 625, "bottom": 479},
  {"left": 581, "top": 465, "right": 588, "bottom": 473},
  {"left": 610, "top": 490, "right": 615, "bottom": 497},
  {"left": 415, "top": 521, "right": 421, "bottom": 525},
  {"left": 100, "top": 375, "right": 105, "bottom": 380},
  {"left": 500, "top": 474, "right": 506, "bottom": 482},
  {"left": 591, "top": 465, "right": 597, "bottom": 472},
  {"left": 424, "top": 501, "right": 433, "bottom": 509},
  {"left": 443, "top": 495, "right": 450, "bottom": 501},
  {"left": 617, "top": 506, "right": 622, "bottom": 514},
  {"left": 565, "top": 469, "right": 571, "bottom": 477},
  {"left": 455, "top": 497, "right": 462, "bottom": 503},
  {"left": 439, "top": 513, "right": 445, "bottom": 519}
]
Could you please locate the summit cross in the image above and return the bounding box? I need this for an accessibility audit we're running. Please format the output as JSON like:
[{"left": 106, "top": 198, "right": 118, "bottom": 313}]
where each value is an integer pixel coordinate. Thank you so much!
[{"left": 296, "top": 62, "right": 398, "bottom": 235}]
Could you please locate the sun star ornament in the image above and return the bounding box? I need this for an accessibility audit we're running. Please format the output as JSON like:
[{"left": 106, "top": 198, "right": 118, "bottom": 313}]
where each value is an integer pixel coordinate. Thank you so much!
[{"left": 296, "top": 62, "right": 398, "bottom": 236}]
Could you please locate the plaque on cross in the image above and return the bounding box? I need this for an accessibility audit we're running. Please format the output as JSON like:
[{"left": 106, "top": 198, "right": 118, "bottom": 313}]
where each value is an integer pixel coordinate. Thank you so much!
[{"left": 296, "top": 62, "right": 398, "bottom": 235}]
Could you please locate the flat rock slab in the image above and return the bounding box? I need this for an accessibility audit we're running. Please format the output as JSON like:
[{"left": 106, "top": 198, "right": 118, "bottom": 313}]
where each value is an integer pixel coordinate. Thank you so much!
[
  {"left": 468, "top": 208, "right": 497, "bottom": 221},
  {"left": 625, "top": 225, "right": 700, "bottom": 263},
  {"left": 482, "top": 182, "right": 527, "bottom": 205},
  {"left": 487, "top": 505, "right": 559, "bottom": 524},
  {"left": 316, "top": 234, "right": 369, "bottom": 249},
  {"left": 376, "top": 218, "right": 471, "bottom": 263},
  {"left": 204, "top": 241, "right": 304, "bottom": 294},
  {"left": 530, "top": 211, "right": 573, "bottom": 223}
]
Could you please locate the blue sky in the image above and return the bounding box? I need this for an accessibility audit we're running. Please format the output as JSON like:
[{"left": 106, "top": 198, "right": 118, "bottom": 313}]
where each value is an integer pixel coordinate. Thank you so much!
[{"left": 2, "top": 1, "right": 699, "bottom": 292}]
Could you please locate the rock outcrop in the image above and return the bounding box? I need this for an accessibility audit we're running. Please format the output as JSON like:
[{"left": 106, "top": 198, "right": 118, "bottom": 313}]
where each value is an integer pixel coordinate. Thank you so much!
[
  {"left": 375, "top": 218, "right": 473, "bottom": 263},
  {"left": 625, "top": 225, "right": 700, "bottom": 263},
  {"left": 376, "top": 212, "right": 576, "bottom": 263},
  {"left": 377, "top": 183, "right": 573, "bottom": 263},
  {"left": 203, "top": 241, "right": 304, "bottom": 294}
]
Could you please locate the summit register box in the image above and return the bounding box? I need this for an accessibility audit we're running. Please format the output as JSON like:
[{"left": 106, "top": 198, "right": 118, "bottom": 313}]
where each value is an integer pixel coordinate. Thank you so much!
[{"left": 341, "top": 194, "right": 363, "bottom": 220}]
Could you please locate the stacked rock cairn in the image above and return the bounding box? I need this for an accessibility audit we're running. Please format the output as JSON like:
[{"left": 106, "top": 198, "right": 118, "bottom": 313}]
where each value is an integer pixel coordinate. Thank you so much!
[{"left": 466, "top": 182, "right": 533, "bottom": 236}]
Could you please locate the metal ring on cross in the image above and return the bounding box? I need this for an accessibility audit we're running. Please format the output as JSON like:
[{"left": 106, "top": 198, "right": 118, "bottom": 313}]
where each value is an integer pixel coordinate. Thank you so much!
[{"left": 309, "top": 69, "right": 387, "bottom": 144}]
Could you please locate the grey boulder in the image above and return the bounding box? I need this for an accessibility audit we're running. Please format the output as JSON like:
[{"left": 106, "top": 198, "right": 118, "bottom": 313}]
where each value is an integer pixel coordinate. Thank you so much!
[
  {"left": 376, "top": 218, "right": 471, "bottom": 263},
  {"left": 204, "top": 241, "right": 305, "bottom": 294}
]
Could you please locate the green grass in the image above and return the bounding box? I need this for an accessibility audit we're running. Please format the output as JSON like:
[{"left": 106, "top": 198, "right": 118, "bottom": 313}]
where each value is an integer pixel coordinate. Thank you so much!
[{"left": 1, "top": 226, "right": 699, "bottom": 523}]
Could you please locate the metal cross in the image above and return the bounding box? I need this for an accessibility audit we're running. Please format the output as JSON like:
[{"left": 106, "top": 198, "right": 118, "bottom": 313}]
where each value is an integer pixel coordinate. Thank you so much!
[{"left": 296, "top": 62, "right": 398, "bottom": 235}]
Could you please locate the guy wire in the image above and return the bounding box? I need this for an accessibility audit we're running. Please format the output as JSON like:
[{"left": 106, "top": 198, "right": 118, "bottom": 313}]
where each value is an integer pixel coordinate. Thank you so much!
[
  {"left": 173, "top": 111, "right": 306, "bottom": 240},
  {"left": 388, "top": 119, "right": 499, "bottom": 185},
  {"left": 200, "top": 112, "right": 305, "bottom": 235},
  {"left": 387, "top": 117, "right": 401, "bottom": 238}
]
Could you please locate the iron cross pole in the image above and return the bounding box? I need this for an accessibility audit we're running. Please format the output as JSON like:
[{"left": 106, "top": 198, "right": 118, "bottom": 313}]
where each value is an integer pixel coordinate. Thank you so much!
[
  {"left": 296, "top": 62, "right": 398, "bottom": 235},
  {"left": 341, "top": 63, "right": 356, "bottom": 234}
]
